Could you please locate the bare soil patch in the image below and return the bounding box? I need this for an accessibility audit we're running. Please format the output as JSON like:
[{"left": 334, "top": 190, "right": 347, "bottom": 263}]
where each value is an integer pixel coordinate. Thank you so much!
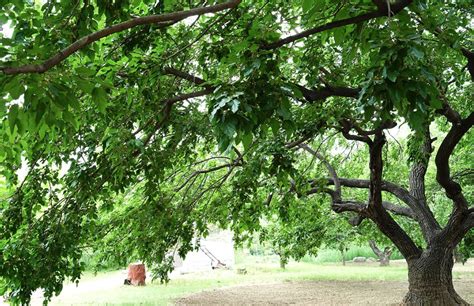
[{"left": 176, "top": 279, "right": 474, "bottom": 305}]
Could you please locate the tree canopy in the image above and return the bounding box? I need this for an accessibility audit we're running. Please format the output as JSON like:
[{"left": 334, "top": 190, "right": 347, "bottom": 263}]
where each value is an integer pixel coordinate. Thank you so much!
[{"left": 0, "top": 0, "right": 473, "bottom": 304}]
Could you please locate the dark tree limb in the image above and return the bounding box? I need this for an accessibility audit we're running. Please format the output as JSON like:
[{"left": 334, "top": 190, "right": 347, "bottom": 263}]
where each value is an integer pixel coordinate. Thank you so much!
[
  {"left": 465, "top": 212, "right": 474, "bottom": 230},
  {"left": 326, "top": 177, "right": 441, "bottom": 239},
  {"left": 435, "top": 112, "right": 474, "bottom": 212},
  {"left": 164, "top": 67, "right": 210, "bottom": 88},
  {"left": 296, "top": 84, "right": 360, "bottom": 101},
  {"left": 340, "top": 120, "right": 372, "bottom": 144},
  {"left": 262, "top": 0, "right": 413, "bottom": 50},
  {"left": 381, "top": 201, "right": 416, "bottom": 219},
  {"left": 369, "top": 239, "right": 392, "bottom": 266},
  {"left": 0, "top": 0, "right": 242, "bottom": 75},
  {"left": 175, "top": 158, "right": 242, "bottom": 192},
  {"left": 365, "top": 132, "right": 421, "bottom": 259},
  {"left": 165, "top": 67, "right": 360, "bottom": 105},
  {"left": 461, "top": 48, "right": 474, "bottom": 81},
  {"left": 407, "top": 129, "right": 441, "bottom": 241},
  {"left": 414, "top": 13, "right": 474, "bottom": 81},
  {"left": 161, "top": 88, "right": 214, "bottom": 105}
]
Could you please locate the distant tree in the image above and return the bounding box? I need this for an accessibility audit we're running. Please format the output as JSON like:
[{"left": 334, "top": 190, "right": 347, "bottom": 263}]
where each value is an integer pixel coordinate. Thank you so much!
[
  {"left": 0, "top": 1, "right": 473, "bottom": 305},
  {"left": 369, "top": 240, "right": 392, "bottom": 266}
]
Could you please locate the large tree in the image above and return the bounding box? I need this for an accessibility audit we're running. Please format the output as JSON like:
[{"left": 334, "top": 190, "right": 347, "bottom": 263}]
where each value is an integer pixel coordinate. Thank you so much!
[{"left": 0, "top": 0, "right": 473, "bottom": 304}]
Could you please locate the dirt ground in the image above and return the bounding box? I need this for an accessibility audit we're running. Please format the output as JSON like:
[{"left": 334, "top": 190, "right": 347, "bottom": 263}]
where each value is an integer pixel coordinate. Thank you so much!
[{"left": 176, "top": 279, "right": 474, "bottom": 305}]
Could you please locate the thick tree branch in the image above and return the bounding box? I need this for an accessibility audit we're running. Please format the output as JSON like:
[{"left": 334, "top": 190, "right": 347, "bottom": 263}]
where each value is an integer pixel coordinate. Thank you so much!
[
  {"left": 166, "top": 67, "right": 359, "bottom": 105},
  {"left": 164, "top": 67, "right": 210, "bottom": 87},
  {"left": 414, "top": 12, "right": 474, "bottom": 81},
  {"left": 0, "top": 0, "right": 242, "bottom": 75},
  {"left": 407, "top": 130, "right": 441, "bottom": 241},
  {"left": 332, "top": 200, "right": 367, "bottom": 214},
  {"left": 364, "top": 132, "right": 421, "bottom": 259},
  {"left": 327, "top": 177, "right": 441, "bottom": 238},
  {"left": 466, "top": 212, "right": 474, "bottom": 229},
  {"left": 368, "top": 131, "right": 385, "bottom": 209},
  {"left": 296, "top": 84, "right": 360, "bottom": 101},
  {"left": 435, "top": 112, "right": 474, "bottom": 212},
  {"left": 381, "top": 201, "right": 415, "bottom": 219},
  {"left": 369, "top": 239, "right": 384, "bottom": 258},
  {"left": 162, "top": 88, "right": 214, "bottom": 105},
  {"left": 461, "top": 48, "right": 474, "bottom": 81},
  {"left": 339, "top": 120, "right": 372, "bottom": 144},
  {"left": 262, "top": 0, "right": 412, "bottom": 50}
]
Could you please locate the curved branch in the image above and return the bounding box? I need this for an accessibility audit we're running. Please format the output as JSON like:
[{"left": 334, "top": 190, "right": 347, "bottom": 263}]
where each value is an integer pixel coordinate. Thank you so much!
[
  {"left": 365, "top": 132, "right": 421, "bottom": 259},
  {"left": 164, "top": 67, "right": 210, "bottom": 87},
  {"left": 0, "top": 0, "right": 242, "bottom": 75},
  {"left": 166, "top": 68, "right": 358, "bottom": 104},
  {"left": 162, "top": 88, "right": 214, "bottom": 105},
  {"left": 299, "top": 143, "right": 341, "bottom": 202},
  {"left": 435, "top": 112, "right": 474, "bottom": 212},
  {"left": 327, "top": 177, "right": 441, "bottom": 237},
  {"left": 296, "top": 84, "right": 360, "bottom": 101},
  {"left": 262, "top": 0, "right": 412, "bottom": 50},
  {"left": 381, "top": 201, "right": 416, "bottom": 219}
]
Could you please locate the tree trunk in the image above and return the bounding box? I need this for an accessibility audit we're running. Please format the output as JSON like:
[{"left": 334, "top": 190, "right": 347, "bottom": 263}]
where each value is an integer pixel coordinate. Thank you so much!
[
  {"left": 453, "top": 247, "right": 463, "bottom": 263},
  {"left": 340, "top": 247, "right": 346, "bottom": 266},
  {"left": 403, "top": 248, "right": 468, "bottom": 305},
  {"left": 279, "top": 256, "right": 286, "bottom": 269},
  {"left": 369, "top": 240, "right": 392, "bottom": 266}
]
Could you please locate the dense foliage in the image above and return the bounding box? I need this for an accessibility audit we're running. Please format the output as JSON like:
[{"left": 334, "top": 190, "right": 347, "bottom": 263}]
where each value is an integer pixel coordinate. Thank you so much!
[{"left": 0, "top": 0, "right": 472, "bottom": 304}]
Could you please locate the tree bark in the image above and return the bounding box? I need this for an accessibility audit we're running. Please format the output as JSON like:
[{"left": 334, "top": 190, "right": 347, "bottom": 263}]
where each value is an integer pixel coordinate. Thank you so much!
[
  {"left": 403, "top": 248, "right": 468, "bottom": 305},
  {"left": 340, "top": 247, "right": 346, "bottom": 266},
  {"left": 368, "top": 240, "right": 392, "bottom": 266},
  {"left": 279, "top": 255, "right": 286, "bottom": 269}
]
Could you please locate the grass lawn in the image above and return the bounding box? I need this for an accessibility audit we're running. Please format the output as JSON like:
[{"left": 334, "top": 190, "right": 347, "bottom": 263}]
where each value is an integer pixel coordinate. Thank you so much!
[{"left": 31, "top": 254, "right": 473, "bottom": 305}]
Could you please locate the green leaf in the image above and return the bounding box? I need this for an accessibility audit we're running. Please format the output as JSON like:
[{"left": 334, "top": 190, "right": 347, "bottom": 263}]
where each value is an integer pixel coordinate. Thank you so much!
[
  {"left": 241, "top": 133, "right": 252, "bottom": 151},
  {"left": 8, "top": 105, "right": 19, "bottom": 133},
  {"left": 230, "top": 99, "right": 240, "bottom": 113},
  {"left": 92, "top": 87, "right": 108, "bottom": 113},
  {"left": 409, "top": 47, "right": 424, "bottom": 60},
  {"left": 429, "top": 97, "right": 443, "bottom": 109},
  {"left": 4, "top": 77, "right": 23, "bottom": 99},
  {"left": 302, "top": 0, "right": 314, "bottom": 12}
]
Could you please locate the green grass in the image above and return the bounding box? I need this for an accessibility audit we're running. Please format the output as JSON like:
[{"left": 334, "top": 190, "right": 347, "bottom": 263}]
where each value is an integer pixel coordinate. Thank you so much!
[
  {"left": 37, "top": 253, "right": 474, "bottom": 306},
  {"left": 41, "top": 257, "right": 410, "bottom": 306},
  {"left": 298, "top": 245, "right": 404, "bottom": 264}
]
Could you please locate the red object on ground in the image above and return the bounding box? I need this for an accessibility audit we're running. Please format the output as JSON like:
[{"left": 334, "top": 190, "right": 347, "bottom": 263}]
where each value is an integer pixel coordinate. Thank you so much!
[{"left": 127, "top": 263, "right": 146, "bottom": 286}]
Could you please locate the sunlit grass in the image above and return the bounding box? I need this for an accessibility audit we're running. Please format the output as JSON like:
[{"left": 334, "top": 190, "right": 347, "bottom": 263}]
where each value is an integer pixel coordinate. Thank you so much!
[
  {"left": 41, "top": 260, "right": 409, "bottom": 305},
  {"left": 35, "top": 252, "right": 473, "bottom": 306}
]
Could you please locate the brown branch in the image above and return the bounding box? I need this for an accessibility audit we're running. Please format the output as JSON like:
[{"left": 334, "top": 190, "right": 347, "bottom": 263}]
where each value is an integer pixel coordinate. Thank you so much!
[
  {"left": 175, "top": 159, "right": 242, "bottom": 192},
  {"left": 166, "top": 67, "right": 359, "bottom": 104},
  {"left": 299, "top": 143, "right": 341, "bottom": 202},
  {"left": 414, "top": 12, "right": 474, "bottom": 81},
  {"left": 261, "top": 0, "right": 412, "bottom": 50},
  {"left": 161, "top": 88, "right": 214, "bottom": 105},
  {"left": 369, "top": 239, "right": 384, "bottom": 257},
  {"left": 461, "top": 48, "right": 474, "bottom": 81},
  {"left": 332, "top": 200, "right": 367, "bottom": 214},
  {"left": 164, "top": 67, "right": 209, "bottom": 87},
  {"left": 327, "top": 177, "right": 441, "bottom": 239},
  {"left": 435, "top": 112, "right": 474, "bottom": 212},
  {"left": 365, "top": 132, "right": 421, "bottom": 259},
  {"left": 133, "top": 88, "right": 213, "bottom": 139},
  {"left": 296, "top": 84, "right": 360, "bottom": 101},
  {"left": 0, "top": 0, "right": 242, "bottom": 75},
  {"left": 381, "top": 201, "right": 416, "bottom": 219},
  {"left": 340, "top": 120, "right": 372, "bottom": 144}
]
